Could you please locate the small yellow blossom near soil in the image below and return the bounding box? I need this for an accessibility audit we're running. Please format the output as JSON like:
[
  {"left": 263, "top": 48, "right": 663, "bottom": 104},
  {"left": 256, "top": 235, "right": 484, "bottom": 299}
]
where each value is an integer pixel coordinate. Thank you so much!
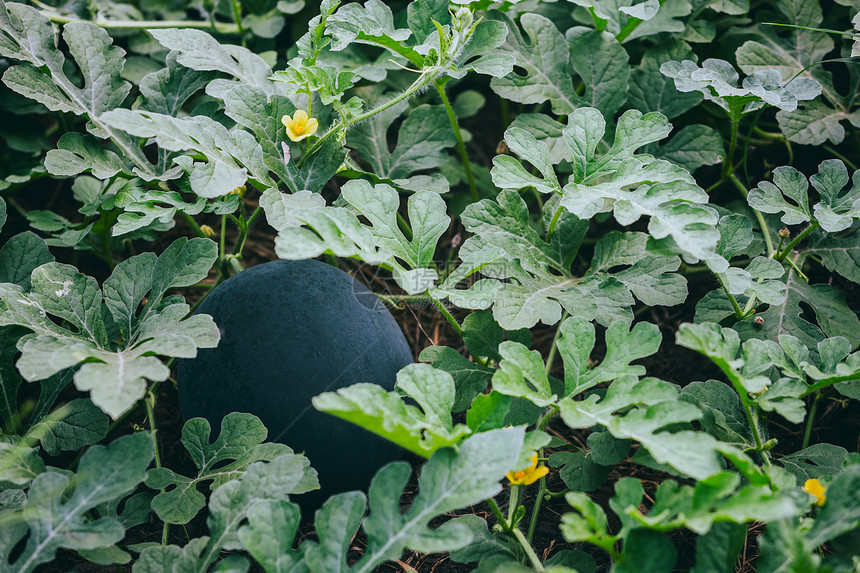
[
  {"left": 282, "top": 110, "right": 319, "bottom": 142},
  {"left": 506, "top": 454, "right": 549, "bottom": 486},
  {"left": 803, "top": 478, "right": 826, "bottom": 507},
  {"left": 199, "top": 224, "right": 216, "bottom": 238},
  {"left": 228, "top": 185, "right": 246, "bottom": 197}
]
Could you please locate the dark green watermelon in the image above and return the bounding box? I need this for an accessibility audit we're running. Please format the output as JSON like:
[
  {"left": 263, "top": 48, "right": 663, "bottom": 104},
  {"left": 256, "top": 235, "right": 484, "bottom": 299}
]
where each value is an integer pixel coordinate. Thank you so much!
[{"left": 177, "top": 259, "right": 412, "bottom": 512}]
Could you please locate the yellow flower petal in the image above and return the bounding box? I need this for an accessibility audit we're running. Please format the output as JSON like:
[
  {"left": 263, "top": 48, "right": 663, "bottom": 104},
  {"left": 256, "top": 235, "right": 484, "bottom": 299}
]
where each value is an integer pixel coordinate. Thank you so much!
[
  {"left": 281, "top": 110, "right": 319, "bottom": 142},
  {"left": 803, "top": 478, "right": 826, "bottom": 507},
  {"left": 506, "top": 454, "right": 548, "bottom": 486}
]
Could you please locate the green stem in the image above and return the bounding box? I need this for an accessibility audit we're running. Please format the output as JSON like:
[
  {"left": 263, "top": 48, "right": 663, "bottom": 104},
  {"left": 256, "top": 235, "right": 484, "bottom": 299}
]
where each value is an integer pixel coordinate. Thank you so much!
[
  {"left": 531, "top": 188, "right": 544, "bottom": 211},
  {"left": 682, "top": 262, "right": 741, "bottom": 275},
  {"left": 801, "top": 374, "right": 860, "bottom": 397},
  {"left": 784, "top": 255, "right": 809, "bottom": 282},
  {"left": 511, "top": 527, "right": 546, "bottom": 572},
  {"left": 500, "top": 97, "right": 509, "bottom": 127},
  {"left": 219, "top": 214, "right": 227, "bottom": 260},
  {"left": 737, "top": 395, "right": 771, "bottom": 466},
  {"left": 776, "top": 220, "right": 819, "bottom": 261},
  {"left": 717, "top": 275, "right": 746, "bottom": 319},
  {"left": 821, "top": 145, "right": 858, "bottom": 171},
  {"left": 230, "top": 202, "right": 249, "bottom": 256},
  {"left": 230, "top": 0, "right": 245, "bottom": 34},
  {"left": 227, "top": 213, "right": 242, "bottom": 228},
  {"left": 802, "top": 392, "right": 822, "bottom": 450},
  {"left": 41, "top": 11, "right": 241, "bottom": 33},
  {"left": 705, "top": 177, "right": 725, "bottom": 194},
  {"left": 245, "top": 205, "right": 263, "bottom": 229},
  {"left": 752, "top": 127, "right": 785, "bottom": 139},
  {"left": 4, "top": 196, "right": 29, "bottom": 219},
  {"left": 741, "top": 293, "right": 759, "bottom": 317},
  {"left": 545, "top": 313, "right": 568, "bottom": 375},
  {"left": 851, "top": 125, "right": 860, "bottom": 156},
  {"left": 374, "top": 293, "right": 432, "bottom": 305},
  {"left": 145, "top": 391, "right": 169, "bottom": 545},
  {"left": 588, "top": 7, "right": 608, "bottom": 31},
  {"left": 723, "top": 103, "right": 742, "bottom": 177},
  {"left": 615, "top": 0, "right": 667, "bottom": 42},
  {"left": 744, "top": 402, "right": 764, "bottom": 452},
  {"left": 536, "top": 405, "right": 559, "bottom": 433},
  {"left": 716, "top": 360, "right": 771, "bottom": 464},
  {"left": 526, "top": 407, "right": 555, "bottom": 544},
  {"left": 545, "top": 205, "right": 565, "bottom": 242},
  {"left": 508, "top": 485, "right": 522, "bottom": 525},
  {"left": 396, "top": 211, "right": 413, "bottom": 241},
  {"left": 179, "top": 211, "right": 207, "bottom": 239},
  {"left": 188, "top": 275, "right": 227, "bottom": 315},
  {"left": 436, "top": 81, "right": 478, "bottom": 202},
  {"left": 527, "top": 479, "right": 547, "bottom": 543},
  {"left": 429, "top": 294, "right": 464, "bottom": 337},
  {"left": 487, "top": 498, "right": 508, "bottom": 530},
  {"left": 233, "top": 207, "right": 263, "bottom": 256},
  {"left": 100, "top": 210, "right": 120, "bottom": 270},
  {"left": 762, "top": 22, "right": 860, "bottom": 38},
  {"left": 615, "top": 18, "right": 642, "bottom": 42},
  {"left": 775, "top": 235, "right": 786, "bottom": 255},
  {"left": 729, "top": 173, "right": 775, "bottom": 256}
]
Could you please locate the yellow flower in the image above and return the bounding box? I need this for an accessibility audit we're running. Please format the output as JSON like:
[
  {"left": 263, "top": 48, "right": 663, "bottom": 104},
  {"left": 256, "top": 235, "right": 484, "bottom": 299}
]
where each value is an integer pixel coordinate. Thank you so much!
[
  {"left": 506, "top": 455, "right": 549, "bottom": 486},
  {"left": 199, "top": 224, "right": 216, "bottom": 238},
  {"left": 282, "top": 110, "right": 319, "bottom": 142},
  {"left": 803, "top": 478, "right": 826, "bottom": 507}
]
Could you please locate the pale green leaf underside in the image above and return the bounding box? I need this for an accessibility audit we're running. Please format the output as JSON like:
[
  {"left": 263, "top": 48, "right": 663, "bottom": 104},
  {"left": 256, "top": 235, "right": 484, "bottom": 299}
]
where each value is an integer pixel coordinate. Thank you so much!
[
  {"left": 312, "top": 363, "right": 471, "bottom": 457},
  {"left": 560, "top": 376, "right": 725, "bottom": 480}
]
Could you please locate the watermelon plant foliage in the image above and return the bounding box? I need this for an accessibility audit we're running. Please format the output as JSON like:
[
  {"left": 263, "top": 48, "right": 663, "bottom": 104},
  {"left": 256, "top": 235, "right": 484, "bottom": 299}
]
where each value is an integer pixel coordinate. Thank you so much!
[{"left": 1, "top": 0, "right": 860, "bottom": 570}]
